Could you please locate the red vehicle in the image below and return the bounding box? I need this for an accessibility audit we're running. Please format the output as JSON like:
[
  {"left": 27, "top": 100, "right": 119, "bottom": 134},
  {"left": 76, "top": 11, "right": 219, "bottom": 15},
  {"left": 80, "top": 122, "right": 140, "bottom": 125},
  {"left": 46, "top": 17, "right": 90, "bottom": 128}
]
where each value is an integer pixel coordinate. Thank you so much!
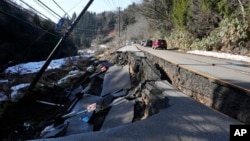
[{"left": 152, "top": 39, "right": 167, "bottom": 50}]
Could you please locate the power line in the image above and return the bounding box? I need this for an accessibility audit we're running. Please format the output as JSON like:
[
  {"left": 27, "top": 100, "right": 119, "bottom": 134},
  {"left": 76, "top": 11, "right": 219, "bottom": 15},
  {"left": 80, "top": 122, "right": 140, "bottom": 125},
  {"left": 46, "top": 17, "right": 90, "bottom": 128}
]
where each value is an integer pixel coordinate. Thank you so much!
[
  {"left": 105, "top": 0, "right": 115, "bottom": 10},
  {"left": 66, "top": 0, "right": 85, "bottom": 15},
  {"left": 33, "top": 0, "right": 59, "bottom": 20},
  {"left": 111, "top": 0, "right": 118, "bottom": 8},
  {"left": 19, "top": 0, "right": 50, "bottom": 19},
  {"left": 52, "top": 0, "right": 70, "bottom": 18},
  {"left": 36, "top": 0, "right": 62, "bottom": 18},
  {"left": 0, "top": 9, "right": 59, "bottom": 37}
]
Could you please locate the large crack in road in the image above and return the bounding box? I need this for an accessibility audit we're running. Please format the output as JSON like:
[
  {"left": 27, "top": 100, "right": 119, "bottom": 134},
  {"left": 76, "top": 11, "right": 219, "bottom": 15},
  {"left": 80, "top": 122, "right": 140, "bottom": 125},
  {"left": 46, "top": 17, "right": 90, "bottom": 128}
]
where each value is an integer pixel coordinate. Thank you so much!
[{"left": 0, "top": 48, "right": 171, "bottom": 140}]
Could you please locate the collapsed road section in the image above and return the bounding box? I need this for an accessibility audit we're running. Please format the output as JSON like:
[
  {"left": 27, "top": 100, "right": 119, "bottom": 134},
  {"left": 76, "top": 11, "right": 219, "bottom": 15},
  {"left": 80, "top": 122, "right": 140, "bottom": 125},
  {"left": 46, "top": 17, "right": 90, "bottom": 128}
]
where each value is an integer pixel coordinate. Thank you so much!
[
  {"left": 0, "top": 47, "right": 169, "bottom": 140},
  {"left": 31, "top": 46, "right": 240, "bottom": 141},
  {"left": 0, "top": 45, "right": 245, "bottom": 140}
]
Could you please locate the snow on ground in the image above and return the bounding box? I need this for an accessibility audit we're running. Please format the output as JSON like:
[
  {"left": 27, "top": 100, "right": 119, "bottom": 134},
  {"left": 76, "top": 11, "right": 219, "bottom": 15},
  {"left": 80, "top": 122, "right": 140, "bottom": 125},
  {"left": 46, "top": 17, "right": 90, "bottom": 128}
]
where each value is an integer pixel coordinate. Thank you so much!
[
  {"left": 188, "top": 50, "right": 250, "bottom": 63},
  {"left": 0, "top": 79, "right": 8, "bottom": 83},
  {"left": 0, "top": 54, "right": 94, "bottom": 101},
  {"left": 0, "top": 91, "right": 8, "bottom": 102},
  {"left": 10, "top": 83, "right": 30, "bottom": 101},
  {"left": 4, "top": 55, "right": 94, "bottom": 75},
  {"left": 4, "top": 58, "right": 65, "bottom": 75}
]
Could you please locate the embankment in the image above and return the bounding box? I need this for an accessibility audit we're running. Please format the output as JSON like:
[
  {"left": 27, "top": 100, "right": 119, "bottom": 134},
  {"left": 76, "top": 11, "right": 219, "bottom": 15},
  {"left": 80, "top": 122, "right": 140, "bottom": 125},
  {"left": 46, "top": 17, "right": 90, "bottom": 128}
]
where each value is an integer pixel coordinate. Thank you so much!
[{"left": 111, "top": 50, "right": 250, "bottom": 124}]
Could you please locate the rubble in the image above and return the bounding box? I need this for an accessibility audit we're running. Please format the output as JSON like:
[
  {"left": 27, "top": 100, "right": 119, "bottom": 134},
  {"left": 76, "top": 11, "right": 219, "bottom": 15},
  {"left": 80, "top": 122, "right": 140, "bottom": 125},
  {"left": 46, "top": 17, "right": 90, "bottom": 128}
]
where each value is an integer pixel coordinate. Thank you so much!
[{"left": 0, "top": 47, "right": 171, "bottom": 140}]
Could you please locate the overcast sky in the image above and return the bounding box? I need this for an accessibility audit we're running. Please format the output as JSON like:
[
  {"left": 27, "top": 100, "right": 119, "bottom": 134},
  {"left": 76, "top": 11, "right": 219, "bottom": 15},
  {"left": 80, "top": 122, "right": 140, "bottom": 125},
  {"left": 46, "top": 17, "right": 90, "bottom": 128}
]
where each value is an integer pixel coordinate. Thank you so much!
[{"left": 11, "top": 0, "right": 141, "bottom": 22}]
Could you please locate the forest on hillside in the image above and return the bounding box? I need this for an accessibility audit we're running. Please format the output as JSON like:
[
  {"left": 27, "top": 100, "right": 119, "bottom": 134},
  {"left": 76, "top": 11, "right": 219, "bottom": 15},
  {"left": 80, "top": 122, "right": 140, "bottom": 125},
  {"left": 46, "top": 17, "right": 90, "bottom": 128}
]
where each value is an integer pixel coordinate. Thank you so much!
[
  {"left": 1, "top": 0, "right": 250, "bottom": 69},
  {"left": 0, "top": 0, "right": 77, "bottom": 68},
  {"left": 136, "top": 0, "right": 250, "bottom": 55}
]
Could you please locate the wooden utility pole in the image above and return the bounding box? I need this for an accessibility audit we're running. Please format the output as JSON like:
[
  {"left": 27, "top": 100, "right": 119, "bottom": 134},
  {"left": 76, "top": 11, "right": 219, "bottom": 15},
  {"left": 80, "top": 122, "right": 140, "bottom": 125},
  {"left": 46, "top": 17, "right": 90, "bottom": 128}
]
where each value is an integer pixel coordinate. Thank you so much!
[
  {"left": 28, "top": 0, "right": 94, "bottom": 92},
  {"left": 237, "top": 0, "right": 245, "bottom": 22},
  {"left": 118, "top": 7, "right": 121, "bottom": 48}
]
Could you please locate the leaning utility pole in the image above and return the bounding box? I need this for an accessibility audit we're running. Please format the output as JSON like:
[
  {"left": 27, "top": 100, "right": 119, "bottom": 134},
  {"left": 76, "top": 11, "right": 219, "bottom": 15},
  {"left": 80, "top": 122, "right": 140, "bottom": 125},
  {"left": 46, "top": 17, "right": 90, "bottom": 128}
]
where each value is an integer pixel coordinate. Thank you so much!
[
  {"left": 118, "top": 7, "right": 121, "bottom": 48},
  {"left": 28, "top": 0, "right": 94, "bottom": 92}
]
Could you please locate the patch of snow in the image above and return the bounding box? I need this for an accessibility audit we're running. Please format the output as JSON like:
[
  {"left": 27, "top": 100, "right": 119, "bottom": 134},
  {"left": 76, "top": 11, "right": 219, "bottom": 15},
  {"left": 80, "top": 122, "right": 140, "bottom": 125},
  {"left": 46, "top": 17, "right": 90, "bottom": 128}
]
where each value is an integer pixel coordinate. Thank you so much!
[
  {"left": 86, "top": 49, "right": 96, "bottom": 54},
  {"left": 0, "top": 79, "right": 8, "bottom": 83},
  {"left": 10, "top": 83, "right": 30, "bottom": 102},
  {"left": 4, "top": 58, "right": 65, "bottom": 75},
  {"left": 4, "top": 55, "right": 94, "bottom": 75},
  {"left": 188, "top": 50, "right": 250, "bottom": 63},
  {"left": 100, "top": 44, "right": 107, "bottom": 48},
  {"left": 0, "top": 91, "right": 8, "bottom": 102},
  {"left": 78, "top": 49, "right": 96, "bottom": 55},
  {"left": 77, "top": 50, "right": 85, "bottom": 54}
]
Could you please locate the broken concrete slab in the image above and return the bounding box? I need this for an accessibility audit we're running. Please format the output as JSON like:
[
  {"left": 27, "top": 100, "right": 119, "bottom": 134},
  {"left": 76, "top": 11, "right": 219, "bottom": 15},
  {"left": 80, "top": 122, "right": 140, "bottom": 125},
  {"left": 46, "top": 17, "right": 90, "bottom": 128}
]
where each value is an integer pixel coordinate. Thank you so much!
[
  {"left": 65, "top": 94, "right": 101, "bottom": 135},
  {"left": 101, "top": 65, "right": 131, "bottom": 97},
  {"left": 32, "top": 81, "right": 240, "bottom": 141},
  {"left": 40, "top": 123, "right": 69, "bottom": 138},
  {"left": 101, "top": 99, "right": 134, "bottom": 130},
  {"left": 134, "top": 52, "right": 146, "bottom": 58},
  {"left": 112, "top": 90, "right": 128, "bottom": 98},
  {"left": 70, "top": 85, "right": 83, "bottom": 96},
  {"left": 99, "top": 61, "right": 113, "bottom": 68},
  {"left": 97, "top": 94, "right": 114, "bottom": 107}
]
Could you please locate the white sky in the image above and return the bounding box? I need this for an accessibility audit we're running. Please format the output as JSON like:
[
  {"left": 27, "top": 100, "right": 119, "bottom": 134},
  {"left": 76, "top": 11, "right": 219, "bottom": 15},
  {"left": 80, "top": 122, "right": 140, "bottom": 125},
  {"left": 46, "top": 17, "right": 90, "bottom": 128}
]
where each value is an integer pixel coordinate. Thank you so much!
[{"left": 11, "top": 0, "right": 142, "bottom": 22}]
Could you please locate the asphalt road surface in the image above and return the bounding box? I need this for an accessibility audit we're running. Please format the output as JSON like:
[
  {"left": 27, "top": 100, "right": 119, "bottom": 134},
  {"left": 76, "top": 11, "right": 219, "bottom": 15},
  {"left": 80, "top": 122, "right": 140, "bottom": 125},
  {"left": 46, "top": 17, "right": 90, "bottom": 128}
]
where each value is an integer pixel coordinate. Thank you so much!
[
  {"left": 33, "top": 46, "right": 242, "bottom": 141},
  {"left": 33, "top": 80, "right": 240, "bottom": 141},
  {"left": 137, "top": 45, "right": 250, "bottom": 92}
]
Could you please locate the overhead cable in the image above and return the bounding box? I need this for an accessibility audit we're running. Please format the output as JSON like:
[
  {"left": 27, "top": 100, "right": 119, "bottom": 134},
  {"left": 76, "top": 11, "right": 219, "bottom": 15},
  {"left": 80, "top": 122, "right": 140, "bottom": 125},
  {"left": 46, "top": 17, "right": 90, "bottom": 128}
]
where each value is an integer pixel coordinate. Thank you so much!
[
  {"left": 33, "top": 0, "right": 59, "bottom": 20},
  {"left": 0, "top": 9, "right": 59, "bottom": 37},
  {"left": 36, "top": 0, "right": 62, "bottom": 18},
  {"left": 111, "top": 0, "right": 117, "bottom": 8},
  {"left": 66, "top": 0, "right": 85, "bottom": 14},
  {"left": 19, "top": 0, "right": 50, "bottom": 19},
  {"left": 52, "top": 0, "right": 70, "bottom": 18},
  {"left": 104, "top": 0, "right": 115, "bottom": 10}
]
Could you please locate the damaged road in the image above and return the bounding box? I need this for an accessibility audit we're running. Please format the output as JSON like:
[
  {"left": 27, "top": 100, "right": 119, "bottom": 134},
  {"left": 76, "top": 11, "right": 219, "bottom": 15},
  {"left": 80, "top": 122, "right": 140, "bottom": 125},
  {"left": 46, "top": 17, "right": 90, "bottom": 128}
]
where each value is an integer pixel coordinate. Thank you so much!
[{"left": 0, "top": 46, "right": 240, "bottom": 141}]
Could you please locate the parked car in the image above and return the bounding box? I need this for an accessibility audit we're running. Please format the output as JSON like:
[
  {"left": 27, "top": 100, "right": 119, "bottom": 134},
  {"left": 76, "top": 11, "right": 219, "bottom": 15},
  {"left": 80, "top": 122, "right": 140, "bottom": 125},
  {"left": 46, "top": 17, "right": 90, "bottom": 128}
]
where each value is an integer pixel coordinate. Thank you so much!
[
  {"left": 140, "top": 40, "right": 146, "bottom": 46},
  {"left": 152, "top": 39, "right": 167, "bottom": 49},
  {"left": 143, "top": 40, "right": 153, "bottom": 47}
]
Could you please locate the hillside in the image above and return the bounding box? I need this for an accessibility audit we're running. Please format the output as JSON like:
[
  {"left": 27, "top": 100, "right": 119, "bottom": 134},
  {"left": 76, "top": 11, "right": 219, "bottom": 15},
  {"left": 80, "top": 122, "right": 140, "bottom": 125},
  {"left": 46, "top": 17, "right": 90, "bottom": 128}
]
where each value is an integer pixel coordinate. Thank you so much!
[
  {"left": 134, "top": 0, "right": 250, "bottom": 56},
  {"left": 0, "top": 1, "right": 78, "bottom": 69}
]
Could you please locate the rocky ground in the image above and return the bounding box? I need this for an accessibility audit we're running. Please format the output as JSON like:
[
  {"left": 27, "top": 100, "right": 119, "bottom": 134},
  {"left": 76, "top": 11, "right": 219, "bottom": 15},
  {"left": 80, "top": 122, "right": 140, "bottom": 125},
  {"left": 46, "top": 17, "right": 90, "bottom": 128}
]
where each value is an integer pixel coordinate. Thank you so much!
[{"left": 0, "top": 48, "right": 170, "bottom": 140}]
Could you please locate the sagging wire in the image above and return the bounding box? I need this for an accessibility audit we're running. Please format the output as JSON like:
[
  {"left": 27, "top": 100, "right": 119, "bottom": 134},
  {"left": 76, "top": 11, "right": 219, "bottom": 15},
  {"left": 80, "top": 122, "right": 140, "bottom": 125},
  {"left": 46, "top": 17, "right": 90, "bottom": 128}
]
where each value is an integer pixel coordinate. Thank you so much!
[
  {"left": 55, "top": 0, "right": 85, "bottom": 31},
  {"left": 66, "top": 0, "right": 85, "bottom": 14},
  {"left": 19, "top": 0, "right": 50, "bottom": 20},
  {"left": 36, "top": 0, "right": 62, "bottom": 18},
  {"left": 34, "top": 0, "right": 66, "bottom": 31},
  {"left": 0, "top": 8, "right": 60, "bottom": 68},
  {"left": 104, "top": 0, "right": 115, "bottom": 10},
  {"left": 0, "top": 9, "right": 59, "bottom": 37},
  {"left": 32, "top": 0, "right": 59, "bottom": 20},
  {"left": 52, "top": 0, "right": 70, "bottom": 18}
]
